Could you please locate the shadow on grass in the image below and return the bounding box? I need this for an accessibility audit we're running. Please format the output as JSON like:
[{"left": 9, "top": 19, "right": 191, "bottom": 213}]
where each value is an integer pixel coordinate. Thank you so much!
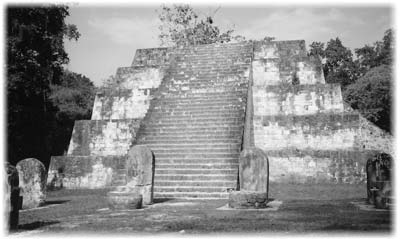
[
  {"left": 153, "top": 198, "right": 172, "bottom": 203},
  {"left": 43, "top": 200, "right": 70, "bottom": 205},
  {"left": 18, "top": 220, "right": 60, "bottom": 230}
]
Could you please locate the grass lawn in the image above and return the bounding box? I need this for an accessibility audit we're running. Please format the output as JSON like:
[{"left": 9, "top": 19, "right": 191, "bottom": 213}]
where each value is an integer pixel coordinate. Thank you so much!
[{"left": 13, "top": 183, "right": 392, "bottom": 235}]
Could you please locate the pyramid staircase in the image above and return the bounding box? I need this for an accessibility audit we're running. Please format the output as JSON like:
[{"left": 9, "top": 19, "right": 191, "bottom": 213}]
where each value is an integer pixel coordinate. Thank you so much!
[
  {"left": 48, "top": 40, "right": 393, "bottom": 200},
  {"left": 132, "top": 43, "right": 253, "bottom": 199}
]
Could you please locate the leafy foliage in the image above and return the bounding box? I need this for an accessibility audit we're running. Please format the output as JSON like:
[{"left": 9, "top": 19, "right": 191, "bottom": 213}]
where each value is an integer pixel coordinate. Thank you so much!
[
  {"left": 157, "top": 4, "right": 235, "bottom": 47},
  {"left": 354, "top": 29, "right": 393, "bottom": 75},
  {"left": 308, "top": 29, "right": 394, "bottom": 133},
  {"left": 344, "top": 65, "right": 392, "bottom": 132},
  {"left": 6, "top": 5, "right": 92, "bottom": 166},
  {"left": 48, "top": 71, "right": 96, "bottom": 155},
  {"left": 308, "top": 42, "right": 325, "bottom": 58},
  {"left": 323, "top": 38, "right": 358, "bottom": 87}
]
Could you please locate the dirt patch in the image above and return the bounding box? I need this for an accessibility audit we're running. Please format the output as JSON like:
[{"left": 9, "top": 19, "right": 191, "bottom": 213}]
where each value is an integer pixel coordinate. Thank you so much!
[
  {"left": 15, "top": 184, "right": 392, "bottom": 234},
  {"left": 217, "top": 199, "right": 282, "bottom": 211}
]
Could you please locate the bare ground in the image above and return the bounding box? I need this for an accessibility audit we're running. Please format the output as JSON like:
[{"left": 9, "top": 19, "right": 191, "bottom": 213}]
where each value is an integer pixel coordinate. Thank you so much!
[{"left": 13, "top": 183, "right": 392, "bottom": 235}]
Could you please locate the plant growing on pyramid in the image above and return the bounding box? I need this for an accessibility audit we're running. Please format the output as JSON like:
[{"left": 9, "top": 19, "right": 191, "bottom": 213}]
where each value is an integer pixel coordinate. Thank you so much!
[{"left": 157, "top": 4, "right": 235, "bottom": 47}]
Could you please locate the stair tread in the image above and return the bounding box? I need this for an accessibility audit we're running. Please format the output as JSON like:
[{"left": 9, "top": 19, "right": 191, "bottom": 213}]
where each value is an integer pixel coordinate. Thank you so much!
[{"left": 127, "top": 43, "right": 252, "bottom": 199}]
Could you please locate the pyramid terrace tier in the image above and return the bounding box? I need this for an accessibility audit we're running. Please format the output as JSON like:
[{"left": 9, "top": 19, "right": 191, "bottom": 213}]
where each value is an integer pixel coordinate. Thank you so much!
[
  {"left": 253, "top": 112, "right": 361, "bottom": 151},
  {"left": 252, "top": 83, "right": 345, "bottom": 116},
  {"left": 265, "top": 149, "right": 381, "bottom": 184}
]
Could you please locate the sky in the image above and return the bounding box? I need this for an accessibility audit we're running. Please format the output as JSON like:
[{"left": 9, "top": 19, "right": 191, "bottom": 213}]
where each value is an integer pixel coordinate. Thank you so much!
[{"left": 62, "top": 4, "right": 392, "bottom": 86}]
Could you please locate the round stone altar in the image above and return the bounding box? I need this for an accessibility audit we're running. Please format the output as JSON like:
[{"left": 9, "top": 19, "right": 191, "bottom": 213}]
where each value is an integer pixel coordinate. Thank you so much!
[
  {"left": 228, "top": 191, "right": 269, "bottom": 209},
  {"left": 107, "top": 189, "right": 143, "bottom": 210}
]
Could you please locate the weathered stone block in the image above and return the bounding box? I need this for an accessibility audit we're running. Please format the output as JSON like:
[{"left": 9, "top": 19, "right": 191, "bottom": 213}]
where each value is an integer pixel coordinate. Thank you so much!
[
  {"left": 5, "top": 163, "right": 21, "bottom": 230},
  {"left": 67, "top": 119, "right": 141, "bottom": 156},
  {"left": 16, "top": 158, "right": 46, "bottom": 209},
  {"left": 126, "top": 145, "right": 155, "bottom": 204},
  {"left": 107, "top": 190, "right": 142, "bottom": 210},
  {"left": 366, "top": 153, "right": 392, "bottom": 209},
  {"left": 47, "top": 155, "right": 125, "bottom": 189},
  {"left": 131, "top": 185, "right": 153, "bottom": 205},
  {"left": 228, "top": 191, "right": 268, "bottom": 209},
  {"left": 239, "top": 147, "right": 269, "bottom": 194}
]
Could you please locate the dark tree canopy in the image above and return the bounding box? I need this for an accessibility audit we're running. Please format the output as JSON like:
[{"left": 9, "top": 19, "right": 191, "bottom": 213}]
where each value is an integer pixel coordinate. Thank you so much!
[
  {"left": 308, "top": 29, "right": 394, "bottom": 133},
  {"left": 6, "top": 5, "right": 92, "bottom": 167},
  {"left": 344, "top": 65, "right": 392, "bottom": 133},
  {"left": 323, "top": 37, "right": 358, "bottom": 87},
  {"left": 48, "top": 71, "right": 96, "bottom": 156},
  {"left": 157, "top": 4, "right": 235, "bottom": 47},
  {"left": 308, "top": 41, "right": 325, "bottom": 58},
  {"left": 355, "top": 29, "right": 393, "bottom": 75}
]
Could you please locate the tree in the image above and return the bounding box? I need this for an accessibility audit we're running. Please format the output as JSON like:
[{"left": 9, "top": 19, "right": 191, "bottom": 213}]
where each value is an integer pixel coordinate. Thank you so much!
[
  {"left": 308, "top": 41, "right": 325, "bottom": 58},
  {"left": 380, "top": 28, "right": 394, "bottom": 65},
  {"left": 355, "top": 28, "right": 394, "bottom": 75},
  {"left": 344, "top": 65, "right": 392, "bottom": 133},
  {"left": 323, "top": 37, "right": 357, "bottom": 88},
  {"left": 48, "top": 71, "right": 96, "bottom": 156},
  {"left": 157, "top": 4, "right": 235, "bottom": 47},
  {"left": 7, "top": 5, "right": 80, "bottom": 165}
]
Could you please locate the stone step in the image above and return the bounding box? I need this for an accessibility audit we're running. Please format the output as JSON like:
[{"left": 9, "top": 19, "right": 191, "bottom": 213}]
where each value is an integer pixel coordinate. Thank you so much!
[
  {"left": 153, "top": 192, "right": 229, "bottom": 199},
  {"left": 157, "top": 98, "right": 243, "bottom": 105},
  {"left": 152, "top": 111, "right": 245, "bottom": 118},
  {"left": 144, "top": 119, "right": 244, "bottom": 128},
  {"left": 113, "top": 173, "right": 126, "bottom": 179},
  {"left": 157, "top": 95, "right": 245, "bottom": 102},
  {"left": 150, "top": 106, "right": 245, "bottom": 114},
  {"left": 174, "top": 53, "right": 251, "bottom": 59},
  {"left": 115, "top": 169, "right": 127, "bottom": 174},
  {"left": 143, "top": 143, "right": 241, "bottom": 149},
  {"left": 168, "top": 79, "right": 247, "bottom": 87},
  {"left": 178, "top": 48, "right": 252, "bottom": 54},
  {"left": 154, "top": 152, "right": 239, "bottom": 158},
  {"left": 171, "top": 72, "right": 248, "bottom": 78},
  {"left": 153, "top": 100, "right": 245, "bottom": 107},
  {"left": 165, "top": 87, "right": 246, "bottom": 94},
  {"left": 147, "top": 115, "right": 244, "bottom": 122},
  {"left": 173, "top": 60, "right": 250, "bottom": 66},
  {"left": 111, "top": 179, "right": 126, "bottom": 186},
  {"left": 155, "top": 168, "right": 237, "bottom": 175},
  {"left": 159, "top": 94, "right": 245, "bottom": 102},
  {"left": 141, "top": 126, "right": 243, "bottom": 134},
  {"left": 153, "top": 158, "right": 238, "bottom": 165},
  {"left": 175, "top": 47, "right": 252, "bottom": 54},
  {"left": 157, "top": 101, "right": 244, "bottom": 108},
  {"left": 172, "top": 65, "right": 248, "bottom": 71},
  {"left": 171, "top": 67, "right": 249, "bottom": 72},
  {"left": 153, "top": 100, "right": 245, "bottom": 108},
  {"left": 142, "top": 125, "right": 243, "bottom": 132},
  {"left": 166, "top": 81, "right": 247, "bottom": 88},
  {"left": 173, "top": 60, "right": 248, "bottom": 65},
  {"left": 149, "top": 112, "right": 244, "bottom": 120},
  {"left": 162, "top": 89, "right": 247, "bottom": 96},
  {"left": 154, "top": 180, "right": 236, "bottom": 187},
  {"left": 175, "top": 57, "right": 250, "bottom": 61},
  {"left": 155, "top": 174, "right": 237, "bottom": 181},
  {"left": 174, "top": 54, "right": 252, "bottom": 60},
  {"left": 141, "top": 134, "right": 240, "bottom": 141},
  {"left": 151, "top": 147, "right": 240, "bottom": 154},
  {"left": 168, "top": 80, "right": 247, "bottom": 86},
  {"left": 154, "top": 186, "right": 233, "bottom": 193},
  {"left": 160, "top": 90, "right": 246, "bottom": 99},
  {"left": 156, "top": 163, "right": 238, "bottom": 169},
  {"left": 139, "top": 134, "right": 241, "bottom": 142}
]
